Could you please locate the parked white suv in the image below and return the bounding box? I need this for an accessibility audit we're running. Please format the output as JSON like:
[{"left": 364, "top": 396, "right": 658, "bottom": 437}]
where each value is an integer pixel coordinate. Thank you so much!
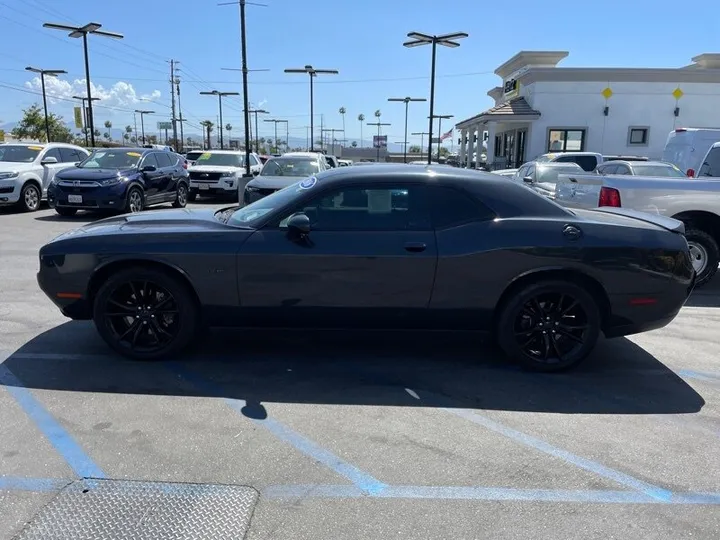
[
  {"left": 187, "top": 150, "right": 262, "bottom": 201},
  {"left": 0, "top": 142, "right": 89, "bottom": 211}
]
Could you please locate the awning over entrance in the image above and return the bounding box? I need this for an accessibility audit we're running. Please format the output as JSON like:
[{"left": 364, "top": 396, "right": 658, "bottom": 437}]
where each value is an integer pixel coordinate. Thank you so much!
[{"left": 455, "top": 97, "right": 540, "bottom": 129}]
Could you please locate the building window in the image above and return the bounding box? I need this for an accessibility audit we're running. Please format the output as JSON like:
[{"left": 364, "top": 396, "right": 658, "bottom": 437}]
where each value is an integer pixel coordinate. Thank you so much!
[
  {"left": 494, "top": 135, "right": 502, "bottom": 157},
  {"left": 628, "top": 127, "right": 649, "bottom": 146},
  {"left": 547, "top": 129, "right": 586, "bottom": 152}
]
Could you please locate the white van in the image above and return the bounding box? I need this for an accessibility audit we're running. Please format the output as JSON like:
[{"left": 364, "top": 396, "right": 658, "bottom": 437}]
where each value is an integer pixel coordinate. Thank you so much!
[{"left": 661, "top": 128, "right": 720, "bottom": 177}]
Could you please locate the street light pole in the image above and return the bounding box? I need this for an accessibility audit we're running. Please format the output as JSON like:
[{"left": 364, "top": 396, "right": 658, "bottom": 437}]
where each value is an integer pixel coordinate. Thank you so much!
[
  {"left": 43, "top": 22, "right": 124, "bottom": 147},
  {"left": 134, "top": 110, "right": 154, "bottom": 144},
  {"left": 200, "top": 90, "right": 240, "bottom": 150},
  {"left": 429, "top": 114, "right": 453, "bottom": 161},
  {"left": 72, "top": 95, "right": 100, "bottom": 146},
  {"left": 388, "top": 96, "right": 426, "bottom": 163},
  {"left": 411, "top": 131, "right": 430, "bottom": 158},
  {"left": 366, "top": 121, "right": 391, "bottom": 162},
  {"left": 284, "top": 65, "right": 338, "bottom": 152},
  {"left": 25, "top": 67, "right": 67, "bottom": 143},
  {"left": 264, "top": 119, "right": 288, "bottom": 154},
  {"left": 403, "top": 31, "right": 468, "bottom": 164},
  {"left": 246, "top": 109, "right": 269, "bottom": 153}
]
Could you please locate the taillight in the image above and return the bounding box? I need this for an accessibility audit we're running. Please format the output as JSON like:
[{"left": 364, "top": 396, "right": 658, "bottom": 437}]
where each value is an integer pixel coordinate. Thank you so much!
[
  {"left": 599, "top": 186, "right": 621, "bottom": 207},
  {"left": 183, "top": 160, "right": 188, "bottom": 169},
  {"left": 686, "top": 168, "right": 694, "bottom": 177}
]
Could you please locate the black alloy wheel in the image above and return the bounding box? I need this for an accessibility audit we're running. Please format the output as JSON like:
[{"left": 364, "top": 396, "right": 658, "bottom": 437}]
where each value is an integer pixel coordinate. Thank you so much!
[
  {"left": 93, "top": 267, "right": 198, "bottom": 360},
  {"left": 497, "top": 280, "right": 601, "bottom": 372},
  {"left": 173, "top": 183, "right": 188, "bottom": 208},
  {"left": 125, "top": 187, "right": 144, "bottom": 213}
]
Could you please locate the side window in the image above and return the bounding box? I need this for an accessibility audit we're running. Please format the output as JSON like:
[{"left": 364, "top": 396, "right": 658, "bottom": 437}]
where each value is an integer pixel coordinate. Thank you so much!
[
  {"left": 599, "top": 164, "right": 617, "bottom": 175},
  {"left": 515, "top": 165, "right": 528, "bottom": 179},
  {"left": 42, "top": 147, "right": 62, "bottom": 162},
  {"left": 281, "top": 185, "right": 430, "bottom": 231},
  {"left": 554, "top": 154, "right": 576, "bottom": 164},
  {"left": 428, "top": 186, "right": 494, "bottom": 229},
  {"left": 140, "top": 153, "right": 159, "bottom": 169},
  {"left": 525, "top": 164, "right": 535, "bottom": 180},
  {"left": 249, "top": 155, "right": 258, "bottom": 166},
  {"left": 614, "top": 164, "right": 630, "bottom": 175},
  {"left": 698, "top": 148, "right": 720, "bottom": 178},
  {"left": 58, "top": 148, "right": 80, "bottom": 163},
  {"left": 575, "top": 156, "right": 598, "bottom": 172},
  {"left": 155, "top": 152, "right": 173, "bottom": 168}
]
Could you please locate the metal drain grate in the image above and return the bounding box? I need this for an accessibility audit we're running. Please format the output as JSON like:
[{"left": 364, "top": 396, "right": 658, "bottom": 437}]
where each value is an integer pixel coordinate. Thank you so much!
[{"left": 14, "top": 479, "right": 259, "bottom": 539}]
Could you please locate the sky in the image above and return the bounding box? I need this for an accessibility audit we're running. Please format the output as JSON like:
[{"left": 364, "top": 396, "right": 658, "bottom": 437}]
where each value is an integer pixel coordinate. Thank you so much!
[{"left": 1, "top": 0, "right": 719, "bottom": 148}]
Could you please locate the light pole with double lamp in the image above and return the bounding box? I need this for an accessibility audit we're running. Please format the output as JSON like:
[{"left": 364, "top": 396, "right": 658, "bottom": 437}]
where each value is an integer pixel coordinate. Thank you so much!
[
  {"left": 429, "top": 114, "right": 454, "bottom": 160},
  {"left": 284, "top": 65, "right": 338, "bottom": 151},
  {"left": 388, "top": 96, "right": 426, "bottom": 163},
  {"left": 200, "top": 91, "right": 239, "bottom": 149},
  {"left": 134, "top": 110, "right": 154, "bottom": 145},
  {"left": 411, "top": 131, "right": 430, "bottom": 156},
  {"left": 403, "top": 31, "right": 468, "bottom": 164},
  {"left": 43, "top": 21, "right": 124, "bottom": 147},
  {"left": 246, "top": 109, "right": 269, "bottom": 153},
  {"left": 73, "top": 95, "right": 100, "bottom": 146},
  {"left": 25, "top": 67, "right": 66, "bottom": 143},
  {"left": 264, "top": 119, "right": 288, "bottom": 154}
]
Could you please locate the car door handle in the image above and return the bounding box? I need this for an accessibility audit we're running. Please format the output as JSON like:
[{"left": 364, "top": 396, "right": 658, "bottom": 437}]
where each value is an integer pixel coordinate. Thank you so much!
[{"left": 404, "top": 242, "right": 427, "bottom": 253}]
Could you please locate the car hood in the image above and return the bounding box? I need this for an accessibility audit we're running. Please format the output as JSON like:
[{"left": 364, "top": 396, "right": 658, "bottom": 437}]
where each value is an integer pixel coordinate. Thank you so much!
[
  {"left": 248, "top": 175, "right": 301, "bottom": 190},
  {"left": 189, "top": 165, "right": 241, "bottom": 173},
  {"left": 45, "top": 207, "right": 248, "bottom": 244},
  {"left": 0, "top": 162, "right": 37, "bottom": 173},
  {"left": 56, "top": 167, "right": 136, "bottom": 181}
]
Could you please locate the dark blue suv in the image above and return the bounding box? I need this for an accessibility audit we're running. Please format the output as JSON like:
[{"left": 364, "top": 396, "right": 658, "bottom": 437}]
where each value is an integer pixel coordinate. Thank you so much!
[{"left": 48, "top": 148, "right": 189, "bottom": 216}]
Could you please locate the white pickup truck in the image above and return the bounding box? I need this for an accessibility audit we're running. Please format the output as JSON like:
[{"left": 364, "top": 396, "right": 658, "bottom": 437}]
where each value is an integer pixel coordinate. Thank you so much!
[{"left": 555, "top": 174, "right": 720, "bottom": 286}]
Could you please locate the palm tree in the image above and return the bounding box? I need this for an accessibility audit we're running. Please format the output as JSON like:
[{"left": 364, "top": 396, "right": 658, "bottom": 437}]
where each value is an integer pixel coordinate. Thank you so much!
[
  {"left": 351, "top": 141, "right": 357, "bottom": 148},
  {"left": 200, "top": 120, "right": 214, "bottom": 148},
  {"left": 104, "top": 120, "right": 112, "bottom": 142},
  {"left": 357, "top": 113, "right": 365, "bottom": 148},
  {"left": 339, "top": 107, "right": 346, "bottom": 146},
  {"left": 124, "top": 125, "right": 133, "bottom": 146}
]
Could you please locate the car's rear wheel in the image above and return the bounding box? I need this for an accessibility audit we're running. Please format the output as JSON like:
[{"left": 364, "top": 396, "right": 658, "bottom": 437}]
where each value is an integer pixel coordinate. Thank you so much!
[
  {"left": 93, "top": 267, "right": 199, "bottom": 360},
  {"left": 19, "top": 183, "right": 41, "bottom": 212},
  {"left": 685, "top": 228, "right": 719, "bottom": 287},
  {"left": 125, "top": 187, "right": 144, "bottom": 213},
  {"left": 173, "top": 183, "right": 188, "bottom": 208},
  {"left": 497, "top": 280, "right": 601, "bottom": 372},
  {"left": 55, "top": 207, "right": 78, "bottom": 217}
]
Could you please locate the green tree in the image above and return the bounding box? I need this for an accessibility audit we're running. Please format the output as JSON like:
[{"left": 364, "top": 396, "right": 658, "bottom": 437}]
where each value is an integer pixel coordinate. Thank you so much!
[
  {"left": 200, "top": 120, "right": 214, "bottom": 148},
  {"left": 351, "top": 141, "right": 357, "bottom": 148},
  {"left": 104, "top": 120, "right": 113, "bottom": 142},
  {"left": 11, "top": 104, "right": 72, "bottom": 143},
  {"left": 438, "top": 147, "right": 449, "bottom": 157},
  {"left": 409, "top": 145, "right": 421, "bottom": 153}
]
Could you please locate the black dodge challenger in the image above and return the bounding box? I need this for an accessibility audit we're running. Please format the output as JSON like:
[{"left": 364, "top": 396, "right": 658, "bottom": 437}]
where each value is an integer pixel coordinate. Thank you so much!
[{"left": 37, "top": 165, "right": 695, "bottom": 371}]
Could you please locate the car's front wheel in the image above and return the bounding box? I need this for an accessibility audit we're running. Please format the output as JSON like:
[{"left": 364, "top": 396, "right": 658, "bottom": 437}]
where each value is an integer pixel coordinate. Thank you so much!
[
  {"left": 92, "top": 267, "right": 199, "bottom": 360},
  {"left": 172, "top": 183, "right": 188, "bottom": 208},
  {"left": 685, "top": 228, "right": 719, "bottom": 287},
  {"left": 19, "top": 183, "right": 41, "bottom": 212},
  {"left": 496, "top": 280, "right": 601, "bottom": 372},
  {"left": 125, "top": 186, "right": 144, "bottom": 213}
]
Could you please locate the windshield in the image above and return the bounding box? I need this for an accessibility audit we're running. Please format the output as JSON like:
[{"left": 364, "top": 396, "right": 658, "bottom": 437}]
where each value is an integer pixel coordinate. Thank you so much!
[
  {"left": 631, "top": 164, "right": 686, "bottom": 177},
  {"left": 260, "top": 157, "right": 320, "bottom": 177},
  {"left": 534, "top": 154, "right": 554, "bottom": 163},
  {"left": 185, "top": 151, "right": 204, "bottom": 161},
  {"left": 227, "top": 176, "right": 318, "bottom": 227},
  {"left": 78, "top": 150, "right": 143, "bottom": 169},
  {"left": 0, "top": 145, "right": 43, "bottom": 163},
  {"left": 537, "top": 166, "right": 580, "bottom": 183},
  {"left": 194, "top": 152, "right": 243, "bottom": 167}
]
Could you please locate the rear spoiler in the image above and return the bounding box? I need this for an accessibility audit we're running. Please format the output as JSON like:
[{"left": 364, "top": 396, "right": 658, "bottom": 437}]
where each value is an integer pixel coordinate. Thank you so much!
[{"left": 593, "top": 207, "right": 685, "bottom": 234}]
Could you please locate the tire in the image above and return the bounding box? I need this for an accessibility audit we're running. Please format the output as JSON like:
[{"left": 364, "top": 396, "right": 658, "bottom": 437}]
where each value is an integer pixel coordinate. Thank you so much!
[
  {"left": 685, "top": 228, "right": 719, "bottom": 287},
  {"left": 55, "top": 207, "right": 78, "bottom": 217},
  {"left": 18, "top": 182, "right": 41, "bottom": 212},
  {"left": 124, "top": 186, "right": 144, "bottom": 213},
  {"left": 172, "top": 182, "right": 188, "bottom": 208},
  {"left": 496, "top": 280, "right": 601, "bottom": 372},
  {"left": 92, "top": 266, "right": 199, "bottom": 360},
  {"left": 187, "top": 192, "right": 197, "bottom": 202}
]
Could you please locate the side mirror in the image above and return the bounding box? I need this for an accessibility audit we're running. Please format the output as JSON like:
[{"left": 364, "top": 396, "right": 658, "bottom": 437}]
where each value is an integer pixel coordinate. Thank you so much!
[
  {"left": 523, "top": 176, "right": 533, "bottom": 184},
  {"left": 141, "top": 165, "right": 157, "bottom": 172},
  {"left": 286, "top": 213, "right": 311, "bottom": 235},
  {"left": 252, "top": 170, "right": 260, "bottom": 176},
  {"left": 41, "top": 156, "right": 58, "bottom": 165},
  {"left": 74, "top": 162, "right": 81, "bottom": 167}
]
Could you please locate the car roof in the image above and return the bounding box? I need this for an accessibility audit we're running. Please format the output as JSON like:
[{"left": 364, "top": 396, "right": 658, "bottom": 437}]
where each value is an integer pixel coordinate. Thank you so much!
[
  {"left": 198, "top": 149, "right": 244, "bottom": 154},
  {"left": 533, "top": 161, "right": 584, "bottom": 168},
  {"left": 284, "top": 151, "right": 323, "bottom": 158},
  {"left": 91, "top": 147, "right": 153, "bottom": 154}
]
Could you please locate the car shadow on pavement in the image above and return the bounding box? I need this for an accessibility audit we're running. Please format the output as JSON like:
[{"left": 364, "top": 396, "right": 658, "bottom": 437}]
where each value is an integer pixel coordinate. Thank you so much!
[
  {"left": 685, "top": 277, "right": 720, "bottom": 307},
  {"left": 1, "top": 321, "right": 705, "bottom": 416}
]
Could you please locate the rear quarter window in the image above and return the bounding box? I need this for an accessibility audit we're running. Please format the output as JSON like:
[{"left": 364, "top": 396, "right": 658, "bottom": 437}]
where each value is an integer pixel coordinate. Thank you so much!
[
  {"left": 698, "top": 148, "right": 720, "bottom": 178},
  {"left": 428, "top": 186, "right": 495, "bottom": 229}
]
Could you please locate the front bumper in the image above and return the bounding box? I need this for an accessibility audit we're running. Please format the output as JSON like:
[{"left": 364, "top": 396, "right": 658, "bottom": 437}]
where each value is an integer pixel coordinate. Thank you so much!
[
  {"left": 37, "top": 262, "right": 93, "bottom": 320},
  {"left": 0, "top": 179, "right": 21, "bottom": 205},
  {"left": 48, "top": 182, "right": 128, "bottom": 211}
]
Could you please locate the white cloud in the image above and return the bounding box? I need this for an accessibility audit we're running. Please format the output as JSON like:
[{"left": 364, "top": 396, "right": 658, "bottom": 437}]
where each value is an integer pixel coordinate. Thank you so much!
[
  {"left": 257, "top": 98, "right": 268, "bottom": 108},
  {"left": 25, "top": 77, "right": 162, "bottom": 110}
]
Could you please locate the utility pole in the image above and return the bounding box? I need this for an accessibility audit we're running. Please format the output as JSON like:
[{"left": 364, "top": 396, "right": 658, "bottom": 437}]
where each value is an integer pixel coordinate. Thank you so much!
[
  {"left": 169, "top": 59, "right": 179, "bottom": 150},
  {"left": 322, "top": 128, "right": 343, "bottom": 155},
  {"left": 175, "top": 77, "right": 185, "bottom": 151}
]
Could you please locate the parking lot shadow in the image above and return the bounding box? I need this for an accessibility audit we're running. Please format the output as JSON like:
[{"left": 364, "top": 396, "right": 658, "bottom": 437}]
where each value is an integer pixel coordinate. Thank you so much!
[
  {"left": 2, "top": 321, "right": 705, "bottom": 416},
  {"left": 685, "top": 277, "right": 720, "bottom": 307}
]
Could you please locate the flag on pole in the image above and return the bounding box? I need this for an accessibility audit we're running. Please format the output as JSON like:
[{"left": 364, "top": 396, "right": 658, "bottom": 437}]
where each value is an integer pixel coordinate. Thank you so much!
[{"left": 440, "top": 129, "right": 453, "bottom": 141}]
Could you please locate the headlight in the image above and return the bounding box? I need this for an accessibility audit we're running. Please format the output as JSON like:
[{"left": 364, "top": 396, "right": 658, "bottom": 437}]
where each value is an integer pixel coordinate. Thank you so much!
[
  {"left": 245, "top": 185, "right": 260, "bottom": 192},
  {"left": 220, "top": 172, "right": 236, "bottom": 178},
  {"left": 0, "top": 171, "right": 19, "bottom": 180},
  {"left": 100, "top": 177, "right": 123, "bottom": 187}
]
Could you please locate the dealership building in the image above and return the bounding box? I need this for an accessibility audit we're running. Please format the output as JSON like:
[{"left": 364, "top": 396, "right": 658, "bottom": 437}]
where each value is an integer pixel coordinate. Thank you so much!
[{"left": 455, "top": 51, "right": 720, "bottom": 169}]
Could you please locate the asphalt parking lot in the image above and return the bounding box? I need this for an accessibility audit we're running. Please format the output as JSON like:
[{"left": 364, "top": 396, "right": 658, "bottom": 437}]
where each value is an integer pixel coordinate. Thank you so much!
[{"left": 1, "top": 202, "right": 719, "bottom": 539}]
